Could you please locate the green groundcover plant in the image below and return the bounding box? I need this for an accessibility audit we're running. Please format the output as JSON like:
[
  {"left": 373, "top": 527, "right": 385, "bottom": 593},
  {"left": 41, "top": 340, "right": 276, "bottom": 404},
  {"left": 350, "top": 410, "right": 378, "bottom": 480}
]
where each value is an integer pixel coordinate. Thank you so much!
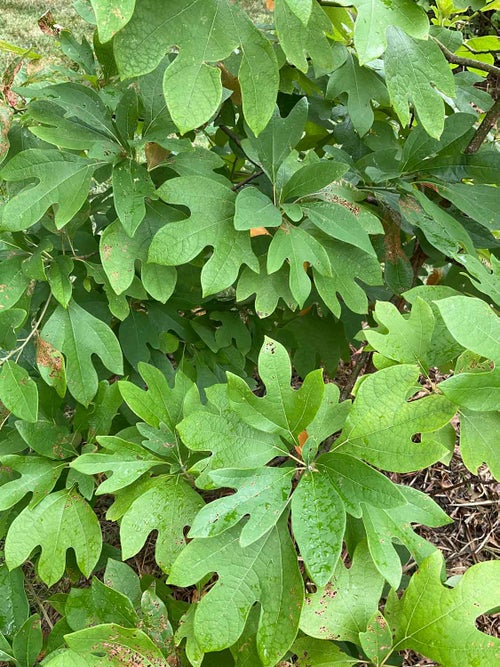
[{"left": 0, "top": 0, "right": 499, "bottom": 665}]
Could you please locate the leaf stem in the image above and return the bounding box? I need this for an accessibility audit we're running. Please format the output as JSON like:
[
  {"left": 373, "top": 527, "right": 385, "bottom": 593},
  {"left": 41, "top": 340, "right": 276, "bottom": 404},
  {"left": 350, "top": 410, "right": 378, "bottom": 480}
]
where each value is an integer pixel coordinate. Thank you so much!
[
  {"left": 0, "top": 294, "right": 52, "bottom": 366},
  {"left": 431, "top": 36, "right": 500, "bottom": 77},
  {"left": 218, "top": 125, "right": 262, "bottom": 170},
  {"left": 232, "top": 169, "right": 264, "bottom": 191}
]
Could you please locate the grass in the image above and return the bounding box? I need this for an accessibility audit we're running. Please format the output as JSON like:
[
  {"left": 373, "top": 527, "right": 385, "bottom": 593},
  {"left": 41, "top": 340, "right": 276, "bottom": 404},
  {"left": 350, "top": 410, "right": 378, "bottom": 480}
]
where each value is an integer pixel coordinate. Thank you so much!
[{"left": 0, "top": 0, "right": 271, "bottom": 69}]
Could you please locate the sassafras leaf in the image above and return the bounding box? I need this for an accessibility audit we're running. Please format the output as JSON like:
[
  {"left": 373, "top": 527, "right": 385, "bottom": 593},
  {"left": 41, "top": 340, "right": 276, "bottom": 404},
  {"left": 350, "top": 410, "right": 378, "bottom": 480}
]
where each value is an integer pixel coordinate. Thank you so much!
[
  {"left": 5, "top": 489, "right": 102, "bottom": 587},
  {"left": 168, "top": 514, "right": 303, "bottom": 666},
  {"left": 385, "top": 551, "right": 500, "bottom": 665}
]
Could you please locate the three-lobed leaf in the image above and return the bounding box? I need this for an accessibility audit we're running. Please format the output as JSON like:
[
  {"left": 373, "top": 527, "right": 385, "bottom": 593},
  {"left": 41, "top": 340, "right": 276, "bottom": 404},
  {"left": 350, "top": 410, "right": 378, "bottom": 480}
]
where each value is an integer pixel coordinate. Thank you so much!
[
  {"left": 41, "top": 301, "right": 123, "bottom": 406},
  {"left": 385, "top": 551, "right": 500, "bottom": 665},
  {"left": 168, "top": 514, "right": 303, "bottom": 666},
  {"left": 5, "top": 489, "right": 102, "bottom": 587}
]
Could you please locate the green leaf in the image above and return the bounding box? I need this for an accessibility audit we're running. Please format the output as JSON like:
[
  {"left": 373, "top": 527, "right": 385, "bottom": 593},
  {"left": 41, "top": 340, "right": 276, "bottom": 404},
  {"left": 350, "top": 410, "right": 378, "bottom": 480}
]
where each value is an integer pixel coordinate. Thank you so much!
[
  {"left": 65, "top": 624, "right": 166, "bottom": 665},
  {"left": 107, "top": 475, "right": 203, "bottom": 572},
  {"left": 12, "top": 614, "right": 42, "bottom": 667},
  {"left": 435, "top": 295, "right": 500, "bottom": 364},
  {"left": 460, "top": 409, "right": 500, "bottom": 479},
  {"left": 313, "top": 238, "right": 382, "bottom": 318},
  {"left": 100, "top": 201, "right": 181, "bottom": 297},
  {"left": 0, "top": 634, "right": 15, "bottom": 663},
  {"left": 103, "top": 559, "right": 142, "bottom": 608},
  {"left": 317, "top": 453, "right": 406, "bottom": 518},
  {"left": 244, "top": 98, "right": 308, "bottom": 184},
  {"left": 148, "top": 176, "right": 258, "bottom": 295},
  {"left": 300, "top": 540, "right": 385, "bottom": 644},
  {"left": 400, "top": 190, "right": 474, "bottom": 256},
  {"left": 177, "top": 384, "right": 280, "bottom": 489},
  {"left": 0, "top": 562, "right": 29, "bottom": 636},
  {"left": 0, "top": 257, "right": 30, "bottom": 311},
  {"left": 291, "top": 469, "right": 346, "bottom": 586},
  {"left": 358, "top": 611, "right": 393, "bottom": 666},
  {"left": 5, "top": 488, "right": 102, "bottom": 587},
  {"left": 275, "top": 0, "right": 335, "bottom": 75},
  {"left": 90, "top": 0, "right": 135, "bottom": 42},
  {"left": 0, "top": 361, "right": 38, "bottom": 423},
  {"left": 0, "top": 455, "right": 63, "bottom": 510},
  {"left": 71, "top": 436, "right": 165, "bottom": 494},
  {"left": 326, "top": 52, "right": 389, "bottom": 136},
  {"left": 304, "top": 202, "right": 376, "bottom": 257},
  {"left": 284, "top": 0, "right": 313, "bottom": 24},
  {"left": 337, "top": 365, "right": 456, "bottom": 472},
  {"left": 402, "top": 285, "right": 466, "bottom": 367},
  {"left": 292, "top": 637, "right": 357, "bottom": 666},
  {"left": 281, "top": 161, "right": 349, "bottom": 201},
  {"left": 47, "top": 256, "right": 74, "bottom": 308},
  {"left": 220, "top": 8, "right": 279, "bottom": 136},
  {"left": 385, "top": 551, "right": 500, "bottom": 665},
  {"left": 267, "top": 222, "right": 332, "bottom": 306},
  {"left": 26, "top": 100, "right": 116, "bottom": 154},
  {"left": 168, "top": 515, "right": 303, "bottom": 666},
  {"left": 0, "top": 150, "right": 100, "bottom": 230},
  {"left": 41, "top": 301, "right": 123, "bottom": 406},
  {"left": 163, "top": 60, "right": 222, "bottom": 136},
  {"left": 189, "top": 467, "right": 294, "bottom": 545},
  {"left": 459, "top": 254, "right": 500, "bottom": 307},
  {"left": 234, "top": 188, "right": 282, "bottom": 231},
  {"left": 434, "top": 183, "right": 500, "bottom": 231},
  {"left": 335, "top": 0, "right": 429, "bottom": 64},
  {"left": 36, "top": 336, "right": 67, "bottom": 398},
  {"left": 175, "top": 606, "right": 204, "bottom": 667},
  {"left": 364, "top": 298, "right": 435, "bottom": 369},
  {"left": 440, "top": 367, "right": 500, "bottom": 412},
  {"left": 306, "top": 383, "right": 350, "bottom": 444},
  {"left": 0, "top": 309, "right": 25, "bottom": 349},
  {"left": 278, "top": 309, "right": 349, "bottom": 378},
  {"left": 385, "top": 28, "right": 455, "bottom": 138},
  {"left": 114, "top": 0, "right": 278, "bottom": 135},
  {"left": 362, "top": 485, "right": 451, "bottom": 589},
  {"left": 16, "top": 420, "right": 77, "bottom": 460},
  {"left": 227, "top": 337, "right": 324, "bottom": 442},
  {"left": 237, "top": 259, "right": 297, "bottom": 318},
  {"left": 119, "top": 361, "right": 196, "bottom": 432},
  {"left": 112, "top": 160, "right": 156, "bottom": 237},
  {"left": 65, "top": 577, "right": 138, "bottom": 631},
  {"left": 140, "top": 586, "right": 175, "bottom": 657}
]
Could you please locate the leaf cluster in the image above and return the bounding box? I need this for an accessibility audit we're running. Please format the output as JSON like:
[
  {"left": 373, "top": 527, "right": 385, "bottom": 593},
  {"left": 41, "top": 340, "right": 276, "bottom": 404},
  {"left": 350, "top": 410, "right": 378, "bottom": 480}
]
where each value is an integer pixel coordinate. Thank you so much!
[{"left": 0, "top": 1, "right": 499, "bottom": 665}]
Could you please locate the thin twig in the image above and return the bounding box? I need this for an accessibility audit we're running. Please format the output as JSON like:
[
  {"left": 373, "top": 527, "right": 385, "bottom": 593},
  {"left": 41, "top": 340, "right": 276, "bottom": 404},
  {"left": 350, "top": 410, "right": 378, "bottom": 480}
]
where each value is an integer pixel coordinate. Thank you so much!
[
  {"left": 0, "top": 293, "right": 52, "bottom": 365},
  {"left": 232, "top": 169, "right": 264, "bottom": 191},
  {"left": 465, "top": 96, "right": 500, "bottom": 153},
  {"left": 218, "top": 125, "right": 262, "bottom": 169},
  {"left": 339, "top": 349, "right": 372, "bottom": 401},
  {"left": 432, "top": 36, "right": 500, "bottom": 78},
  {"left": 24, "top": 575, "right": 54, "bottom": 630}
]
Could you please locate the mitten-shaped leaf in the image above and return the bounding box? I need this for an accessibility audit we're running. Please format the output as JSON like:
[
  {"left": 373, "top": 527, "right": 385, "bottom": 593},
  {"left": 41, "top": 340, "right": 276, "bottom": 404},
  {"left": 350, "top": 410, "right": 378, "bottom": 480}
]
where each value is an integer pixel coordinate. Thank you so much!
[
  {"left": 385, "top": 27, "right": 455, "bottom": 138},
  {"left": 149, "top": 176, "right": 258, "bottom": 295},
  {"left": 337, "top": 364, "right": 456, "bottom": 471},
  {"left": 41, "top": 301, "right": 123, "bottom": 406},
  {"left": 0, "top": 150, "right": 99, "bottom": 230},
  {"left": 385, "top": 551, "right": 500, "bottom": 665},
  {"left": 168, "top": 515, "right": 303, "bottom": 666},
  {"left": 106, "top": 475, "right": 203, "bottom": 573}
]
